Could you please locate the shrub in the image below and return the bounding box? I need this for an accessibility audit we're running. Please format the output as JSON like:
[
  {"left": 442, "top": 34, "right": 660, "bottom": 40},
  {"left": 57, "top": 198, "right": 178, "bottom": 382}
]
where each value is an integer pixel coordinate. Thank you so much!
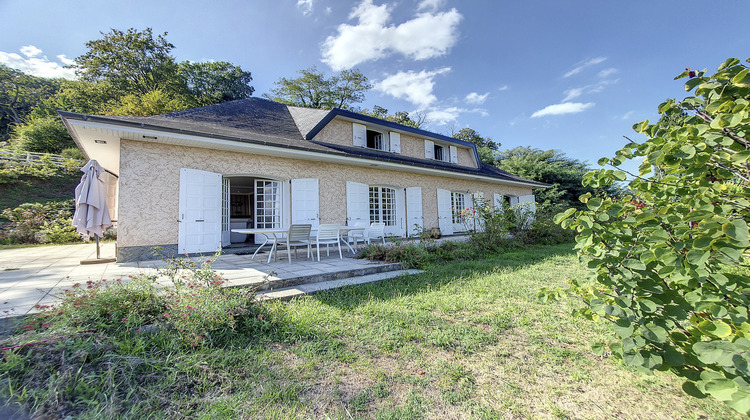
[
  {"left": 545, "top": 58, "right": 750, "bottom": 414},
  {"left": 1, "top": 200, "right": 78, "bottom": 244},
  {"left": 31, "top": 249, "right": 265, "bottom": 348}
]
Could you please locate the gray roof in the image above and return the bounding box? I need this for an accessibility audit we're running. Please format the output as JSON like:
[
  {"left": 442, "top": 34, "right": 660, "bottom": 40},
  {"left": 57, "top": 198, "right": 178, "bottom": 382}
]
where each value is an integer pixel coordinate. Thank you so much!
[{"left": 59, "top": 97, "right": 546, "bottom": 187}]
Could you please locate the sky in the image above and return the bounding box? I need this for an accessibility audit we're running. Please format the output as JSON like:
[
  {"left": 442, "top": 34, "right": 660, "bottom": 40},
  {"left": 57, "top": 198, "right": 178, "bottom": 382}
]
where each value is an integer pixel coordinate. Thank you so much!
[{"left": 1, "top": 0, "right": 749, "bottom": 171}]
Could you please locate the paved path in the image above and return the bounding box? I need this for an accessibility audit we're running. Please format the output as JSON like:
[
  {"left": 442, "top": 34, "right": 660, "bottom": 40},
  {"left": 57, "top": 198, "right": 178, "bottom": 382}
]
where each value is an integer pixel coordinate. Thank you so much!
[{"left": 0, "top": 242, "right": 404, "bottom": 319}]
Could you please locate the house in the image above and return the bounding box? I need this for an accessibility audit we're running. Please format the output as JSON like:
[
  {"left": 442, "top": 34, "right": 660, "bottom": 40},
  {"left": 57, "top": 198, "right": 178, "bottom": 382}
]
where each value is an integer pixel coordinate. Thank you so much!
[{"left": 59, "top": 98, "right": 545, "bottom": 262}]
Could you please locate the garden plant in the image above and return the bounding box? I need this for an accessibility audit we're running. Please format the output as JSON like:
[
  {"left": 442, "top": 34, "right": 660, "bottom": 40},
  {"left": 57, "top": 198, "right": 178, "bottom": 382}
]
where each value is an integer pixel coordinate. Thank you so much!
[{"left": 546, "top": 57, "right": 750, "bottom": 414}]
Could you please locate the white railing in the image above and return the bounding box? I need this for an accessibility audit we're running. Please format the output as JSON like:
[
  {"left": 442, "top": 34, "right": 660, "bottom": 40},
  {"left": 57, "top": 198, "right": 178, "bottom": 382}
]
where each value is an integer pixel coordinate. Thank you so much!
[{"left": 0, "top": 150, "right": 81, "bottom": 166}]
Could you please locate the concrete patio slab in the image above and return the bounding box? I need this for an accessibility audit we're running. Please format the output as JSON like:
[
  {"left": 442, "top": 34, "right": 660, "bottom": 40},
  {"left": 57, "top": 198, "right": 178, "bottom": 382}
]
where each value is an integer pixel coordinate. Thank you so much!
[{"left": 0, "top": 242, "right": 407, "bottom": 320}]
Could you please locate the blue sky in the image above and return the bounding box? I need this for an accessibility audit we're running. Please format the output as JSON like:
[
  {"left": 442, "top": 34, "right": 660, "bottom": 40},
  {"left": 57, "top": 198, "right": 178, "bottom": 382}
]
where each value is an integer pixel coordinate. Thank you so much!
[{"left": 1, "top": 0, "right": 748, "bottom": 169}]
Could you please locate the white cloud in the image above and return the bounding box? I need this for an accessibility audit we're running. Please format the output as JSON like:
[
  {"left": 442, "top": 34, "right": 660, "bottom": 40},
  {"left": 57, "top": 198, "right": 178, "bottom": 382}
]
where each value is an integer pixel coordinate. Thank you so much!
[
  {"left": 322, "top": 0, "right": 462, "bottom": 70},
  {"left": 0, "top": 46, "right": 77, "bottom": 79},
  {"left": 20, "top": 45, "right": 42, "bottom": 58},
  {"left": 598, "top": 68, "right": 618, "bottom": 78},
  {"left": 297, "top": 0, "right": 314, "bottom": 15},
  {"left": 375, "top": 67, "right": 450, "bottom": 108},
  {"left": 562, "top": 87, "right": 585, "bottom": 102},
  {"left": 417, "top": 0, "right": 444, "bottom": 11},
  {"left": 425, "top": 107, "right": 462, "bottom": 125},
  {"left": 621, "top": 110, "right": 635, "bottom": 120},
  {"left": 497, "top": 85, "right": 509, "bottom": 91},
  {"left": 563, "top": 57, "right": 607, "bottom": 78},
  {"left": 531, "top": 102, "right": 594, "bottom": 118},
  {"left": 465, "top": 92, "right": 489, "bottom": 105}
]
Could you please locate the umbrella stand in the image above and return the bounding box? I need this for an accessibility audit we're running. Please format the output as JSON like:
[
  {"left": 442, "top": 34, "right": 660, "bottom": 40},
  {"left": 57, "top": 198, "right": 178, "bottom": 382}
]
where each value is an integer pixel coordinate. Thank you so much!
[{"left": 80, "top": 235, "right": 116, "bottom": 265}]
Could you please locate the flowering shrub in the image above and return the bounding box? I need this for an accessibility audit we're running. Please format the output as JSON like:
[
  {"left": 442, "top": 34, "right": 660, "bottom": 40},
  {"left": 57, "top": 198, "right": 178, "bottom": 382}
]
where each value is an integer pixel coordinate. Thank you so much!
[{"left": 31, "top": 249, "right": 265, "bottom": 348}]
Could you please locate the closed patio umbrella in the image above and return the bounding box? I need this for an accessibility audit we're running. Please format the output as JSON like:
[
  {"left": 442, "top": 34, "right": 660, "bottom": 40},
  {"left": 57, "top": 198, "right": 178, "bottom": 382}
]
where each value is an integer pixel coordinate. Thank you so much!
[{"left": 73, "top": 159, "right": 115, "bottom": 263}]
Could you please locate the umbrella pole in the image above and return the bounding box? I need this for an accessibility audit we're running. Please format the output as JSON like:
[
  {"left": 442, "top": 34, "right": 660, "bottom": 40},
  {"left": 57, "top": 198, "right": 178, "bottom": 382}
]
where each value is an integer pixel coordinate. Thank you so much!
[
  {"left": 96, "top": 236, "right": 100, "bottom": 259},
  {"left": 80, "top": 234, "right": 115, "bottom": 265}
]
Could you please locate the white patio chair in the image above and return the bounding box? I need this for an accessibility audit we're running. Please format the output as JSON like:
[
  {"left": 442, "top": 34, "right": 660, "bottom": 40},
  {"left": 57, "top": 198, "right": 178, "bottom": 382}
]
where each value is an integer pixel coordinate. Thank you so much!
[
  {"left": 345, "top": 221, "right": 369, "bottom": 251},
  {"left": 316, "top": 224, "right": 343, "bottom": 261},
  {"left": 276, "top": 224, "right": 312, "bottom": 264},
  {"left": 368, "top": 222, "right": 386, "bottom": 245}
]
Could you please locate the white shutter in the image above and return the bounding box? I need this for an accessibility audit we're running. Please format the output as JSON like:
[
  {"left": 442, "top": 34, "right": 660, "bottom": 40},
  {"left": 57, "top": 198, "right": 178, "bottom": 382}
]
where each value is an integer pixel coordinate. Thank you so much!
[
  {"left": 449, "top": 146, "right": 458, "bottom": 163},
  {"left": 353, "top": 123, "right": 366, "bottom": 147},
  {"left": 437, "top": 188, "right": 453, "bottom": 235},
  {"left": 291, "top": 178, "right": 319, "bottom": 229},
  {"left": 178, "top": 168, "right": 222, "bottom": 254},
  {"left": 346, "top": 181, "right": 369, "bottom": 224},
  {"left": 221, "top": 177, "right": 230, "bottom": 245},
  {"left": 406, "top": 187, "right": 423, "bottom": 236},
  {"left": 424, "top": 140, "right": 434, "bottom": 159},
  {"left": 393, "top": 187, "right": 406, "bottom": 237},
  {"left": 389, "top": 132, "right": 401, "bottom": 153},
  {"left": 509, "top": 196, "right": 520, "bottom": 206}
]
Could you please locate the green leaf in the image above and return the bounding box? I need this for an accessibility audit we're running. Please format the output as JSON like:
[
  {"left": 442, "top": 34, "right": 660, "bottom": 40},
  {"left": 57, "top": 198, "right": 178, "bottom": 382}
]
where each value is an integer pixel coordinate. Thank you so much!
[
  {"left": 682, "top": 381, "right": 707, "bottom": 398},
  {"left": 622, "top": 259, "right": 646, "bottom": 271},
  {"left": 718, "top": 58, "right": 740, "bottom": 70},
  {"left": 693, "top": 341, "right": 737, "bottom": 366},
  {"left": 591, "top": 342, "right": 606, "bottom": 356},
  {"left": 697, "top": 320, "right": 733, "bottom": 338},
  {"left": 703, "top": 378, "right": 738, "bottom": 401},
  {"left": 731, "top": 67, "right": 749, "bottom": 83},
  {"left": 642, "top": 323, "right": 668, "bottom": 343},
  {"left": 553, "top": 208, "right": 576, "bottom": 224},
  {"left": 733, "top": 353, "right": 750, "bottom": 376},
  {"left": 612, "top": 170, "right": 627, "bottom": 181},
  {"left": 614, "top": 319, "right": 634, "bottom": 338},
  {"left": 686, "top": 250, "right": 710, "bottom": 267},
  {"left": 664, "top": 348, "right": 685, "bottom": 367},
  {"left": 731, "top": 150, "right": 750, "bottom": 163},
  {"left": 723, "top": 219, "right": 749, "bottom": 246},
  {"left": 587, "top": 197, "right": 603, "bottom": 211}
]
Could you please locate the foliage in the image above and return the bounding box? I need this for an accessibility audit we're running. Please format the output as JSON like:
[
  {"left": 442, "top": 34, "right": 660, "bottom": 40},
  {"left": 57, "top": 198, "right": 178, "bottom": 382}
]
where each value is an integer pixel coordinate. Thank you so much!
[
  {"left": 451, "top": 127, "right": 501, "bottom": 166},
  {"left": 264, "top": 66, "right": 371, "bottom": 110},
  {"left": 71, "top": 27, "right": 181, "bottom": 96},
  {"left": 8, "top": 115, "right": 75, "bottom": 154},
  {"left": 497, "top": 146, "right": 621, "bottom": 209},
  {"left": 178, "top": 60, "right": 255, "bottom": 107},
  {"left": 106, "top": 88, "right": 188, "bottom": 116},
  {"left": 1, "top": 200, "right": 77, "bottom": 244},
  {"left": 546, "top": 58, "right": 750, "bottom": 414},
  {"left": 0, "top": 64, "right": 61, "bottom": 141},
  {"left": 360, "top": 105, "right": 427, "bottom": 128}
]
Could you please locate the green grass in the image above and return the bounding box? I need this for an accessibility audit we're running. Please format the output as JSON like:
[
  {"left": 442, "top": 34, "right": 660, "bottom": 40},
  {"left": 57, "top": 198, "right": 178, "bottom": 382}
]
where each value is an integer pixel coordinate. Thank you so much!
[{"left": 0, "top": 243, "right": 739, "bottom": 418}]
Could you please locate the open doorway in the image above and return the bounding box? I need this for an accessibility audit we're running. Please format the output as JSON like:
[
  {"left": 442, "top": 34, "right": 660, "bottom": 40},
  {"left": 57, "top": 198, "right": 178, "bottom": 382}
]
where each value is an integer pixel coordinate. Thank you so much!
[{"left": 223, "top": 176, "right": 284, "bottom": 247}]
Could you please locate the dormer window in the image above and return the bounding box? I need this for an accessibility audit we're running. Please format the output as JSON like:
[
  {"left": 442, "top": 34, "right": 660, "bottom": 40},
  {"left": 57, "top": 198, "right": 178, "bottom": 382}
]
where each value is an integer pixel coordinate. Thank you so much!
[
  {"left": 434, "top": 144, "right": 445, "bottom": 162},
  {"left": 367, "top": 130, "right": 386, "bottom": 151},
  {"left": 352, "top": 123, "right": 401, "bottom": 153},
  {"left": 424, "top": 140, "right": 458, "bottom": 163}
]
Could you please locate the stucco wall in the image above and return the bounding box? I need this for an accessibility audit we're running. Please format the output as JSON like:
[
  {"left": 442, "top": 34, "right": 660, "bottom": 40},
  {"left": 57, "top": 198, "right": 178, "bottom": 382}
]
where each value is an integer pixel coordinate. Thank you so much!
[
  {"left": 118, "top": 140, "right": 532, "bottom": 248},
  {"left": 311, "top": 118, "right": 478, "bottom": 169}
]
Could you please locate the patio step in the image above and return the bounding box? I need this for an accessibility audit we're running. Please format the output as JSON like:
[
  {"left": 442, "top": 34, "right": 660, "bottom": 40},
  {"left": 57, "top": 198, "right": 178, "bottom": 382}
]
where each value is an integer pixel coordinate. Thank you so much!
[
  {"left": 257, "top": 269, "right": 424, "bottom": 300},
  {"left": 253, "top": 262, "right": 404, "bottom": 292}
]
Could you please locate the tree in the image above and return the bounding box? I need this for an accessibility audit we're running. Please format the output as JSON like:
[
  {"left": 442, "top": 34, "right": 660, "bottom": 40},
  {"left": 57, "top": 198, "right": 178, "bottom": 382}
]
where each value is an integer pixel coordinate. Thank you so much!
[
  {"left": 264, "top": 66, "right": 371, "bottom": 110},
  {"left": 548, "top": 58, "right": 750, "bottom": 414},
  {"left": 360, "top": 105, "right": 427, "bottom": 129},
  {"left": 495, "top": 147, "right": 610, "bottom": 210},
  {"left": 0, "top": 64, "right": 61, "bottom": 141},
  {"left": 9, "top": 115, "right": 75, "bottom": 154},
  {"left": 452, "top": 127, "right": 500, "bottom": 166},
  {"left": 71, "top": 28, "right": 181, "bottom": 96},
  {"left": 178, "top": 61, "right": 254, "bottom": 107}
]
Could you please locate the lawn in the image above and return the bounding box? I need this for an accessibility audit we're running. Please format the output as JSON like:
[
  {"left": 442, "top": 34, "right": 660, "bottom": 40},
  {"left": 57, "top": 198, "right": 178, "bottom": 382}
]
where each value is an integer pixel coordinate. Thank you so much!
[{"left": 1, "top": 243, "right": 738, "bottom": 419}]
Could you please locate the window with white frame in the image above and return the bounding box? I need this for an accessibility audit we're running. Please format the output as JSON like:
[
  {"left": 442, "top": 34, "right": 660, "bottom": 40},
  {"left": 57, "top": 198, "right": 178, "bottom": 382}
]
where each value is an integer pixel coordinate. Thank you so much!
[
  {"left": 367, "top": 130, "right": 387, "bottom": 151},
  {"left": 434, "top": 144, "right": 445, "bottom": 161},
  {"left": 451, "top": 191, "right": 466, "bottom": 224},
  {"left": 254, "top": 180, "right": 282, "bottom": 229},
  {"left": 369, "top": 186, "right": 397, "bottom": 226}
]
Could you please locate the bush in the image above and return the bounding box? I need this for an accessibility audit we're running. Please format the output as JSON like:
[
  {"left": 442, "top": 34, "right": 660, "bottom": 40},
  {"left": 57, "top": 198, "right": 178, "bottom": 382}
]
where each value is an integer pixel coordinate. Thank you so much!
[
  {"left": 9, "top": 116, "right": 75, "bottom": 154},
  {"left": 1, "top": 200, "right": 78, "bottom": 244},
  {"left": 31, "top": 249, "right": 266, "bottom": 348}
]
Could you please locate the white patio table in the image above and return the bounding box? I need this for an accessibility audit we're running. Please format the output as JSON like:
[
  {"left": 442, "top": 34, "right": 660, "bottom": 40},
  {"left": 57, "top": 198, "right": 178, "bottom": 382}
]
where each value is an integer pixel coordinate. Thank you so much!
[{"left": 230, "top": 228, "right": 288, "bottom": 263}]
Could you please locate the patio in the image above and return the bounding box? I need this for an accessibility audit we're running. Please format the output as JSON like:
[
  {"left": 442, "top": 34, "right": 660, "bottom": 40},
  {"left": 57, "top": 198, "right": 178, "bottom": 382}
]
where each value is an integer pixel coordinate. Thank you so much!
[{"left": 0, "top": 242, "right": 413, "bottom": 320}]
